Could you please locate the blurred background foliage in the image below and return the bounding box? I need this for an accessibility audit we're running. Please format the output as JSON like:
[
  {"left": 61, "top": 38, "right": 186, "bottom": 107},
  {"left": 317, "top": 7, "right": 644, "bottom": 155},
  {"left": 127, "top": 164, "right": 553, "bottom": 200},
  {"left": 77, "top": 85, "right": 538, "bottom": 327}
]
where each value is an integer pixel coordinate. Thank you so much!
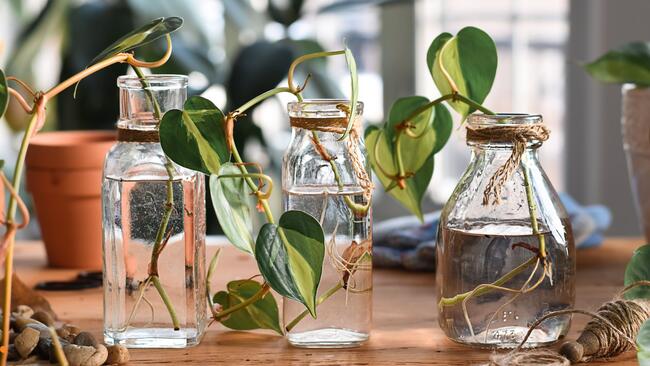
[{"left": 1, "top": 0, "right": 383, "bottom": 234}]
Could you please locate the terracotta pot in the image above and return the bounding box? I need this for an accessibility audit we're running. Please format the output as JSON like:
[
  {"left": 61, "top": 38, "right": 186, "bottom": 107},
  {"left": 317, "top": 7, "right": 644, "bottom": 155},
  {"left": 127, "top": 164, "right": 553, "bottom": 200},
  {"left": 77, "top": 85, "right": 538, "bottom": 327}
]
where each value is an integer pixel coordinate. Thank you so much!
[{"left": 26, "top": 131, "right": 115, "bottom": 269}]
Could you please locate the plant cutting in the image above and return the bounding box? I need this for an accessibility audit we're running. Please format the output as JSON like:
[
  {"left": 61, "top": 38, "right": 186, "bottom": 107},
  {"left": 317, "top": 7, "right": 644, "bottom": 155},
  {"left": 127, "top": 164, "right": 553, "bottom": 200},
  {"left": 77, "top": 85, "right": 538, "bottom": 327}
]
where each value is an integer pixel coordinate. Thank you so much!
[
  {"left": 0, "top": 16, "right": 184, "bottom": 363},
  {"left": 364, "top": 26, "right": 574, "bottom": 347},
  {"left": 158, "top": 46, "right": 375, "bottom": 345},
  {"left": 583, "top": 43, "right": 650, "bottom": 244}
]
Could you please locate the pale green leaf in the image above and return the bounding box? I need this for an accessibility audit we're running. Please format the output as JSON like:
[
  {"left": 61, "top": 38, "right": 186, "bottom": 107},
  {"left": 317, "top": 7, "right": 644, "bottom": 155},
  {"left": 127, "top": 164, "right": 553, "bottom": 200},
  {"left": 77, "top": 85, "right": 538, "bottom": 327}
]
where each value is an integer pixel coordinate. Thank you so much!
[
  {"left": 213, "top": 279, "right": 282, "bottom": 334},
  {"left": 209, "top": 164, "right": 255, "bottom": 254},
  {"left": 160, "top": 96, "right": 230, "bottom": 174},
  {"left": 584, "top": 42, "right": 650, "bottom": 86},
  {"left": 427, "top": 27, "right": 497, "bottom": 118},
  {"left": 89, "top": 17, "right": 183, "bottom": 66},
  {"left": 340, "top": 47, "right": 359, "bottom": 140}
]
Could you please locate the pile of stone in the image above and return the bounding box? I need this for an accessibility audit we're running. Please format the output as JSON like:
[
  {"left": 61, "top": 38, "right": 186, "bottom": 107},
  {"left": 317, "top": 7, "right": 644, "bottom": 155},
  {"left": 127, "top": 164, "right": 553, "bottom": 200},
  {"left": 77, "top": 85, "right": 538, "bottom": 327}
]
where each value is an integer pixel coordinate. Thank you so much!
[{"left": 8, "top": 305, "right": 129, "bottom": 365}]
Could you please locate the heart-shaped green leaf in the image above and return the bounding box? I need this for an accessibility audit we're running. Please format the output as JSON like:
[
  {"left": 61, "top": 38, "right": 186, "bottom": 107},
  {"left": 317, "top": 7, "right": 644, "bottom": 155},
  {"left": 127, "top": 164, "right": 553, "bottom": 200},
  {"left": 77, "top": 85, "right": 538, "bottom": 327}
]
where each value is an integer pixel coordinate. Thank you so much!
[
  {"left": 339, "top": 47, "right": 359, "bottom": 140},
  {"left": 160, "top": 96, "right": 230, "bottom": 174},
  {"left": 427, "top": 27, "right": 497, "bottom": 118},
  {"left": 255, "top": 210, "right": 324, "bottom": 316},
  {"left": 89, "top": 17, "right": 183, "bottom": 66},
  {"left": 432, "top": 103, "right": 453, "bottom": 154},
  {"left": 624, "top": 244, "right": 650, "bottom": 299},
  {"left": 209, "top": 164, "right": 255, "bottom": 254},
  {"left": 386, "top": 96, "right": 436, "bottom": 174},
  {"left": 365, "top": 126, "right": 434, "bottom": 221},
  {"left": 585, "top": 42, "right": 650, "bottom": 86},
  {"left": 213, "top": 279, "right": 282, "bottom": 334},
  {"left": 0, "top": 69, "right": 8, "bottom": 119}
]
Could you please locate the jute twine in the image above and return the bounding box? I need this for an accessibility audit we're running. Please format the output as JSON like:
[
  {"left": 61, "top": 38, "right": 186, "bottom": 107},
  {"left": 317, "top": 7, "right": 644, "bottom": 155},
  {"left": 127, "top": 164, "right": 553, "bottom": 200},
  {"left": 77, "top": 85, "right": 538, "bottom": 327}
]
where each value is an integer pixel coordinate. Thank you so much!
[
  {"left": 488, "top": 282, "right": 650, "bottom": 365},
  {"left": 466, "top": 124, "right": 550, "bottom": 206},
  {"left": 290, "top": 106, "right": 374, "bottom": 201},
  {"left": 117, "top": 128, "right": 159, "bottom": 142},
  {"left": 489, "top": 350, "right": 570, "bottom": 366}
]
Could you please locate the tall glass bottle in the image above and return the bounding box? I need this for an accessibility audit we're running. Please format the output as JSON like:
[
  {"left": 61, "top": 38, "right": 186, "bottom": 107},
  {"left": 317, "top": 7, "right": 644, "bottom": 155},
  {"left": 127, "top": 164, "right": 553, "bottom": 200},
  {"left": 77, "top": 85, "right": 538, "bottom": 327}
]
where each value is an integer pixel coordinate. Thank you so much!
[
  {"left": 283, "top": 99, "right": 372, "bottom": 348},
  {"left": 436, "top": 114, "right": 575, "bottom": 348},
  {"left": 102, "top": 75, "right": 206, "bottom": 348}
]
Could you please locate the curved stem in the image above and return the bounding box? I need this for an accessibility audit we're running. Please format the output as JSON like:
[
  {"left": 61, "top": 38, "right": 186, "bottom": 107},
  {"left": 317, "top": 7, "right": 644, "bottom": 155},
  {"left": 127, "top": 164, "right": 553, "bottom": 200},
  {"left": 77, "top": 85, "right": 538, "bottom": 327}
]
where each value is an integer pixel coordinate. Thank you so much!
[
  {"left": 230, "top": 143, "right": 275, "bottom": 224},
  {"left": 6, "top": 77, "right": 36, "bottom": 97},
  {"left": 44, "top": 53, "right": 129, "bottom": 99},
  {"left": 438, "top": 255, "right": 538, "bottom": 308},
  {"left": 287, "top": 50, "right": 345, "bottom": 93},
  {"left": 126, "top": 35, "right": 173, "bottom": 68},
  {"left": 233, "top": 87, "right": 294, "bottom": 116},
  {"left": 213, "top": 283, "right": 271, "bottom": 321},
  {"left": 522, "top": 160, "right": 546, "bottom": 258},
  {"left": 1, "top": 110, "right": 40, "bottom": 364},
  {"left": 44, "top": 34, "right": 173, "bottom": 100},
  {"left": 206, "top": 249, "right": 221, "bottom": 318},
  {"left": 151, "top": 276, "right": 180, "bottom": 330},
  {"left": 8, "top": 88, "right": 33, "bottom": 114},
  {"left": 452, "top": 93, "right": 495, "bottom": 115}
]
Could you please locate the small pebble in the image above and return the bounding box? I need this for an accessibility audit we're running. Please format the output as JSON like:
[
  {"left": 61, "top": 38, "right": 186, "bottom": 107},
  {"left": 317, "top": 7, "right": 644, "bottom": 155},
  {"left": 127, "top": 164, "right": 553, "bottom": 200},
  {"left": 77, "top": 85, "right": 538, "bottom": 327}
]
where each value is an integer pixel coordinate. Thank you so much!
[
  {"left": 105, "top": 344, "right": 130, "bottom": 365},
  {"left": 74, "top": 331, "right": 99, "bottom": 348},
  {"left": 57, "top": 324, "right": 81, "bottom": 342},
  {"left": 14, "top": 327, "right": 40, "bottom": 358},
  {"left": 32, "top": 310, "right": 55, "bottom": 327},
  {"left": 64, "top": 343, "right": 108, "bottom": 366},
  {"left": 12, "top": 315, "right": 38, "bottom": 332},
  {"left": 15, "top": 305, "right": 34, "bottom": 318}
]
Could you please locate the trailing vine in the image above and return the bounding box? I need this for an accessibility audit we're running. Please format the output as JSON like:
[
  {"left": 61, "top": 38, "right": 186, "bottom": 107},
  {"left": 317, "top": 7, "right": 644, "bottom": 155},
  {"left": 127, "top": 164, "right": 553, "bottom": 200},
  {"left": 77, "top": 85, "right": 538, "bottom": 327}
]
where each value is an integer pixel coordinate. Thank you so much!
[{"left": 0, "top": 17, "right": 184, "bottom": 365}]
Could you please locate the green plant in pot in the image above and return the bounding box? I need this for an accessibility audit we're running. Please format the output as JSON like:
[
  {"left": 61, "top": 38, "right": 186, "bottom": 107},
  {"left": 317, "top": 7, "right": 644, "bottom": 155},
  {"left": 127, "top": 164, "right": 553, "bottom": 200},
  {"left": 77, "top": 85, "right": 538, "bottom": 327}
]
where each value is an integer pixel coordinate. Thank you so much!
[{"left": 584, "top": 43, "right": 650, "bottom": 243}]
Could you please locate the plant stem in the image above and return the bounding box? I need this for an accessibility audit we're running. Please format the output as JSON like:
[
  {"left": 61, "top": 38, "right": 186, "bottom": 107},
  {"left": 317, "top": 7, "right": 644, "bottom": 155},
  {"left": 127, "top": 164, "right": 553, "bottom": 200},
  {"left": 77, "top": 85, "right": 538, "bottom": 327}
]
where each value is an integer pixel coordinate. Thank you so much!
[
  {"left": 522, "top": 159, "right": 546, "bottom": 258},
  {"left": 213, "top": 284, "right": 271, "bottom": 321},
  {"left": 438, "top": 255, "right": 538, "bottom": 307},
  {"left": 285, "top": 282, "right": 343, "bottom": 332},
  {"left": 287, "top": 50, "right": 345, "bottom": 93},
  {"left": 130, "top": 65, "right": 180, "bottom": 330},
  {"left": 151, "top": 276, "right": 179, "bottom": 330},
  {"left": 1, "top": 111, "right": 40, "bottom": 365},
  {"left": 453, "top": 93, "right": 495, "bottom": 115},
  {"left": 234, "top": 87, "right": 293, "bottom": 116}
]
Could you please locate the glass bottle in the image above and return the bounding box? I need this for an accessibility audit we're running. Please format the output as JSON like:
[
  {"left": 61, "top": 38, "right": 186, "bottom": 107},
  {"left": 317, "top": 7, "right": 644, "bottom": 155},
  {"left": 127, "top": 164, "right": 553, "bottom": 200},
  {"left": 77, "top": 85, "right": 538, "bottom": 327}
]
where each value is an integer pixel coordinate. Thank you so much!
[
  {"left": 436, "top": 114, "right": 575, "bottom": 348},
  {"left": 283, "top": 99, "right": 372, "bottom": 348},
  {"left": 102, "top": 75, "right": 206, "bottom": 348}
]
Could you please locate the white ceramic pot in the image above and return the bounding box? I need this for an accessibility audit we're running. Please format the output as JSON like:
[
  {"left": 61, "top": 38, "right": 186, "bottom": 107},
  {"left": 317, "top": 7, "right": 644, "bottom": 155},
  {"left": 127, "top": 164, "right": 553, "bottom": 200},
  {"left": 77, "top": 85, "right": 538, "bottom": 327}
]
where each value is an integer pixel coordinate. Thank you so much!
[{"left": 622, "top": 84, "right": 650, "bottom": 242}]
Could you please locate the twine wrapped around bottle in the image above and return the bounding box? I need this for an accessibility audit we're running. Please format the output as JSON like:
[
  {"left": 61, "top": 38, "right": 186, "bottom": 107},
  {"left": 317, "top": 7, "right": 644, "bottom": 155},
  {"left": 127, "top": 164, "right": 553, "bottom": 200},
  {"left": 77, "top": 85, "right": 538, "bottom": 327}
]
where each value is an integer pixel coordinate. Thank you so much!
[
  {"left": 117, "top": 128, "right": 159, "bottom": 142},
  {"left": 466, "top": 123, "right": 550, "bottom": 205},
  {"left": 289, "top": 105, "right": 374, "bottom": 202}
]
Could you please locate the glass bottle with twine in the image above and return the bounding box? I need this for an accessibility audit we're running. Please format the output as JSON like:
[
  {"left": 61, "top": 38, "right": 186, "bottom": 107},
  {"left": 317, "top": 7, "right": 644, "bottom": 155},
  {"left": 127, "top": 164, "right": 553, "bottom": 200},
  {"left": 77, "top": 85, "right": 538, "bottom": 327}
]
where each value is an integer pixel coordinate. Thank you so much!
[
  {"left": 436, "top": 113, "right": 575, "bottom": 348},
  {"left": 282, "top": 99, "right": 373, "bottom": 348}
]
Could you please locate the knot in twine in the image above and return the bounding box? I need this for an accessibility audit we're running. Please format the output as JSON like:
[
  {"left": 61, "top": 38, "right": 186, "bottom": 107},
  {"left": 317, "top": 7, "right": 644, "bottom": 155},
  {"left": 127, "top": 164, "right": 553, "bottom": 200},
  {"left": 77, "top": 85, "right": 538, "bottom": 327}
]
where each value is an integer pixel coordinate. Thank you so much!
[
  {"left": 466, "top": 124, "right": 550, "bottom": 205},
  {"left": 290, "top": 105, "right": 373, "bottom": 201}
]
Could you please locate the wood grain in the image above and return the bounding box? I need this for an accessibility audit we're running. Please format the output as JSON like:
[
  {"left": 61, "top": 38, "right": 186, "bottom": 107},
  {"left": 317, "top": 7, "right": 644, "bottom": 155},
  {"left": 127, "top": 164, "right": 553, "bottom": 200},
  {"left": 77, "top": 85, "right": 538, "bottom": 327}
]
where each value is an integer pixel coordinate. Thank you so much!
[{"left": 10, "top": 238, "right": 645, "bottom": 365}]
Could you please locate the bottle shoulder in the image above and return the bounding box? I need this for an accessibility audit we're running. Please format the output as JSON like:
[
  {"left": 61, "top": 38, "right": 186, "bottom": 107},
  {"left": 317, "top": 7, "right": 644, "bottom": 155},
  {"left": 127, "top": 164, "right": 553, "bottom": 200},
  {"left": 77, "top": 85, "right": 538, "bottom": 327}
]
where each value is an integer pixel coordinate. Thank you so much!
[{"left": 103, "top": 141, "right": 199, "bottom": 181}]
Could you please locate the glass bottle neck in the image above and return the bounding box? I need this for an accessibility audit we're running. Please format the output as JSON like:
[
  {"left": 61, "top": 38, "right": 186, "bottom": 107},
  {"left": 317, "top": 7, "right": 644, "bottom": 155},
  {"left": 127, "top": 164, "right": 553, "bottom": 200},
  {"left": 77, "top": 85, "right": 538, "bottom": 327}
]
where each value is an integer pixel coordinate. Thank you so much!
[{"left": 117, "top": 75, "right": 187, "bottom": 131}]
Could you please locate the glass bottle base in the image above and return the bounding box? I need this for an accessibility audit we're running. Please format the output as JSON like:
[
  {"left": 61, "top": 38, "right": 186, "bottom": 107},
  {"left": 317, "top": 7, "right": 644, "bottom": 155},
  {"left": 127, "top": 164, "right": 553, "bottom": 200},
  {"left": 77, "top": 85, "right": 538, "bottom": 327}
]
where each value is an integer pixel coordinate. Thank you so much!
[
  {"left": 445, "top": 326, "right": 565, "bottom": 349},
  {"left": 287, "top": 328, "right": 369, "bottom": 348},
  {"left": 104, "top": 328, "right": 202, "bottom": 348}
]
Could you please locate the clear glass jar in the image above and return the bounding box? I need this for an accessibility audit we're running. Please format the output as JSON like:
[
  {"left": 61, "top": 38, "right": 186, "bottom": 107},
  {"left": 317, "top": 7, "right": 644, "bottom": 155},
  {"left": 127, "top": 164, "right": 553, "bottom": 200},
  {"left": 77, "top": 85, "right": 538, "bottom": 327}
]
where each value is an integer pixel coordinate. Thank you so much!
[
  {"left": 283, "top": 99, "right": 372, "bottom": 348},
  {"left": 436, "top": 114, "right": 575, "bottom": 348},
  {"left": 102, "top": 75, "right": 207, "bottom": 348}
]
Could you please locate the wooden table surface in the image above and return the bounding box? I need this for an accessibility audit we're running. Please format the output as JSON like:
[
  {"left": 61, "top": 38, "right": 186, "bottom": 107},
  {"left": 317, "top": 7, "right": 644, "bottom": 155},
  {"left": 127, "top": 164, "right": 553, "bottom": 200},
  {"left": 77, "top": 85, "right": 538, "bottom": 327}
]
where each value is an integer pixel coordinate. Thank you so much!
[{"left": 11, "top": 238, "right": 645, "bottom": 365}]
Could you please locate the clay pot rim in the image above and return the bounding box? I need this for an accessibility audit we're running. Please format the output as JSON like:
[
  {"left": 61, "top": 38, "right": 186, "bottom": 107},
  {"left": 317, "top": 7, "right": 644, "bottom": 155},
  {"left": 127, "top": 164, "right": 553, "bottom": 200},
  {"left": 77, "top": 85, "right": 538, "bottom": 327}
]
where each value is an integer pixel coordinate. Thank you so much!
[{"left": 28, "top": 131, "right": 115, "bottom": 147}]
